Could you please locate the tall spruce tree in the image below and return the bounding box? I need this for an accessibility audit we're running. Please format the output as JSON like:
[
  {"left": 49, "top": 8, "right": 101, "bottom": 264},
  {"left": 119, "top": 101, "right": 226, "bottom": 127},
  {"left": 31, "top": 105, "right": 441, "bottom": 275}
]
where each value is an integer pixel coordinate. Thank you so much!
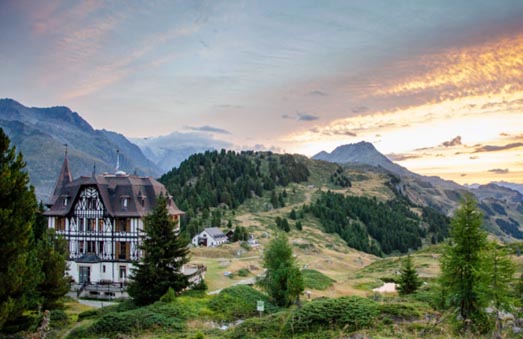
[
  {"left": 440, "top": 194, "right": 489, "bottom": 332},
  {"left": 257, "top": 232, "right": 303, "bottom": 307},
  {"left": 35, "top": 229, "right": 70, "bottom": 310},
  {"left": 397, "top": 254, "right": 421, "bottom": 295},
  {"left": 128, "top": 196, "right": 190, "bottom": 306},
  {"left": 0, "top": 128, "right": 40, "bottom": 330}
]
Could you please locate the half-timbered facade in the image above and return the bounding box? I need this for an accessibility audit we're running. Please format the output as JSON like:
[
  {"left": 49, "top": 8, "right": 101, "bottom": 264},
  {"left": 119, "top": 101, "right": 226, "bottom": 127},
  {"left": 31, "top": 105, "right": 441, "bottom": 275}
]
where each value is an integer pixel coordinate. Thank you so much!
[{"left": 44, "top": 154, "right": 184, "bottom": 291}]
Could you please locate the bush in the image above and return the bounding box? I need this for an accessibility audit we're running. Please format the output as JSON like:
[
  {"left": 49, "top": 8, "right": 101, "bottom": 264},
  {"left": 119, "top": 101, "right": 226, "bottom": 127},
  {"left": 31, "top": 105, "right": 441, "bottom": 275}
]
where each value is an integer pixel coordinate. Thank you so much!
[
  {"left": 238, "top": 268, "right": 250, "bottom": 277},
  {"left": 208, "top": 285, "right": 278, "bottom": 321},
  {"left": 302, "top": 269, "right": 335, "bottom": 290},
  {"left": 49, "top": 309, "right": 68, "bottom": 328},
  {"left": 378, "top": 302, "right": 422, "bottom": 321},
  {"left": 77, "top": 308, "right": 99, "bottom": 321},
  {"left": 286, "top": 296, "right": 378, "bottom": 333},
  {"left": 160, "top": 287, "right": 177, "bottom": 303},
  {"left": 228, "top": 312, "right": 286, "bottom": 339},
  {"left": 88, "top": 305, "right": 185, "bottom": 335}
]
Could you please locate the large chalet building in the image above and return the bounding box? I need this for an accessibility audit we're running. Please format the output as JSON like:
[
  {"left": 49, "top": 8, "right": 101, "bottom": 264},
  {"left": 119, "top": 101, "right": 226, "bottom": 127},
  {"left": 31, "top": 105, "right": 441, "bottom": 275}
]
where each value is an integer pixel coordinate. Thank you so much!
[{"left": 44, "top": 151, "right": 193, "bottom": 298}]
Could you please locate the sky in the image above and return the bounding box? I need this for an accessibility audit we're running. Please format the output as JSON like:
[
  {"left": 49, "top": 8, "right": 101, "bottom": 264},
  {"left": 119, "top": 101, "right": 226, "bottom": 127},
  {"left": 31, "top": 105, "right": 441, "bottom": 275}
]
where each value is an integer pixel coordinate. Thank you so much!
[{"left": 1, "top": 0, "right": 523, "bottom": 184}]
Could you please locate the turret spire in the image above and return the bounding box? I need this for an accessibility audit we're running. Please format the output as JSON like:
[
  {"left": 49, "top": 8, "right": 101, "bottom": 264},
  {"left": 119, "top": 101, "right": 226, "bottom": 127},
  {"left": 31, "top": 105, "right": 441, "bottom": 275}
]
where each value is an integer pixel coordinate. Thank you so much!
[{"left": 48, "top": 144, "right": 73, "bottom": 206}]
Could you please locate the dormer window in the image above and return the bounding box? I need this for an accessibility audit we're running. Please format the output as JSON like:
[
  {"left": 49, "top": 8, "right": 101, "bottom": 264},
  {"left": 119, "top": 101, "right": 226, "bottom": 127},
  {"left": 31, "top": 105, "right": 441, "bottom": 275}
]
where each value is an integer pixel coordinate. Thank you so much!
[
  {"left": 137, "top": 192, "right": 145, "bottom": 207},
  {"left": 122, "top": 198, "right": 128, "bottom": 208},
  {"left": 120, "top": 195, "right": 130, "bottom": 209},
  {"left": 63, "top": 197, "right": 68, "bottom": 207}
]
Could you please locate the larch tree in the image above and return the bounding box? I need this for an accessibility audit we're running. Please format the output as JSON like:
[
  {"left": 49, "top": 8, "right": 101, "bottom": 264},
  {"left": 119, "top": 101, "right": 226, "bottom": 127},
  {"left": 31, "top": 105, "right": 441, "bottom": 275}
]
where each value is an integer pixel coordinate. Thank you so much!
[
  {"left": 481, "top": 243, "right": 515, "bottom": 338},
  {"left": 397, "top": 254, "right": 422, "bottom": 295},
  {"left": 258, "top": 232, "right": 303, "bottom": 307},
  {"left": 127, "top": 195, "right": 190, "bottom": 306},
  {"left": 0, "top": 128, "right": 40, "bottom": 330},
  {"left": 440, "top": 194, "right": 490, "bottom": 332}
]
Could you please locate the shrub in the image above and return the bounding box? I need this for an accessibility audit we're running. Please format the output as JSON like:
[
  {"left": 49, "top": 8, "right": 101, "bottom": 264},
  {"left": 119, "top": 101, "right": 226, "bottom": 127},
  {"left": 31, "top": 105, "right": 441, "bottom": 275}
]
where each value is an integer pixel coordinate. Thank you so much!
[
  {"left": 77, "top": 308, "right": 99, "bottom": 321},
  {"left": 208, "top": 285, "right": 278, "bottom": 321},
  {"left": 302, "top": 269, "right": 335, "bottom": 290},
  {"left": 238, "top": 268, "right": 250, "bottom": 277},
  {"left": 49, "top": 309, "right": 68, "bottom": 328},
  {"left": 286, "top": 296, "right": 378, "bottom": 333},
  {"left": 378, "top": 302, "right": 422, "bottom": 321},
  {"left": 228, "top": 312, "right": 286, "bottom": 339},
  {"left": 160, "top": 287, "right": 177, "bottom": 303},
  {"left": 88, "top": 305, "right": 185, "bottom": 335}
]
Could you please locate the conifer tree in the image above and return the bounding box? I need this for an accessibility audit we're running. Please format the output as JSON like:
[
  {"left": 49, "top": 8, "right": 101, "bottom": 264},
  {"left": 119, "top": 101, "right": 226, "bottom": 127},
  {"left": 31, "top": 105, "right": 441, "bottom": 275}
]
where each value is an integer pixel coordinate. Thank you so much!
[
  {"left": 397, "top": 254, "right": 421, "bottom": 295},
  {"left": 0, "top": 128, "right": 40, "bottom": 329},
  {"left": 128, "top": 196, "right": 190, "bottom": 306},
  {"left": 440, "top": 194, "right": 489, "bottom": 332},
  {"left": 35, "top": 229, "right": 69, "bottom": 310},
  {"left": 481, "top": 243, "right": 515, "bottom": 337},
  {"left": 258, "top": 232, "right": 303, "bottom": 307}
]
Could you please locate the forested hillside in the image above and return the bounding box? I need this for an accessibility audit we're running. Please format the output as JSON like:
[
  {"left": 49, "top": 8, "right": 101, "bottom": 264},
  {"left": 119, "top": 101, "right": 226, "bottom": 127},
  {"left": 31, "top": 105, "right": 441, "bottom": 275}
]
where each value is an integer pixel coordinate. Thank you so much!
[
  {"left": 159, "top": 150, "right": 310, "bottom": 232},
  {"left": 307, "top": 191, "right": 449, "bottom": 255},
  {"left": 160, "top": 150, "right": 452, "bottom": 256}
]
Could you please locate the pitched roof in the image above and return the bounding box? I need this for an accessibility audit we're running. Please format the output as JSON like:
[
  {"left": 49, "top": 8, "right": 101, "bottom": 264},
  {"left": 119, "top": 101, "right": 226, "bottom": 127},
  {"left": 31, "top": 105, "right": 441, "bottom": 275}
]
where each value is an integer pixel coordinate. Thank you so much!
[
  {"left": 204, "top": 227, "right": 227, "bottom": 239},
  {"left": 44, "top": 173, "right": 184, "bottom": 217}
]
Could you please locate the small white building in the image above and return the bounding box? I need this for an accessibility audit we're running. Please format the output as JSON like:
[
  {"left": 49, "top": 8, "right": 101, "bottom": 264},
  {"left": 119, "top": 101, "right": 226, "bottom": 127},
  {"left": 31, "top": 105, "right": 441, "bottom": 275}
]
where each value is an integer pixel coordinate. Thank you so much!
[{"left": 192, "top": 227, "right": 228, "bottom": 247}]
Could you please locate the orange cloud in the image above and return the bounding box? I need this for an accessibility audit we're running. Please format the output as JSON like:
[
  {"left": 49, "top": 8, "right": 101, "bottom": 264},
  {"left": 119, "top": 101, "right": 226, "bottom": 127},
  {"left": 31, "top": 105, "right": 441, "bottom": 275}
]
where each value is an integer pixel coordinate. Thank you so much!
[{"left": 377, "top": 34, "right": 523, "bottom": 101}]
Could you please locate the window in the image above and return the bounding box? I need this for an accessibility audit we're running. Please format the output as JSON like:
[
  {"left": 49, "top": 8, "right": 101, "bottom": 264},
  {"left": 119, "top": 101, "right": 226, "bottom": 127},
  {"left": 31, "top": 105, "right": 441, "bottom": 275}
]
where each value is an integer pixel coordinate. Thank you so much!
[
  {"left": 87, "top": 241, "right": 96, "bottom": 254},
  {"left": 87, "top": 219, "right": 96, "bottom": 232},
  {"left": 103, "top": 265, "right": 106, "bottom": 273},
  {"left": 118, "top": 219, "right": 126, "bottom": 232},
  {"left": 120, "top": 242, "right": 126, "bottom": 260},
  {"left": 56, "top": 218, "right": 66, "bottom": 231},
  {"left": 98, "top": 219, "right": 104, "bottom": 232},
  {"left": 63, "top": 197, "right": 68, "bottom": 206},
  {"left": 99, "top": 241, "right": 104, "bottom": 255},
  {"left": 78, "top": 241, "right": 85, "bottom": 254},
  {"left": 122, "top": 198, "right": 128, "bottom": 208}
]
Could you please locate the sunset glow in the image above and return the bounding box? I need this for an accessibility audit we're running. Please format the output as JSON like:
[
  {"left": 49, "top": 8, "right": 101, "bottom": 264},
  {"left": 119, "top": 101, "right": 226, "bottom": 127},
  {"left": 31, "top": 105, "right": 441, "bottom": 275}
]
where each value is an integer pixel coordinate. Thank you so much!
[{"left": 1, "top": 1, "right": 522, "bottom": 184}]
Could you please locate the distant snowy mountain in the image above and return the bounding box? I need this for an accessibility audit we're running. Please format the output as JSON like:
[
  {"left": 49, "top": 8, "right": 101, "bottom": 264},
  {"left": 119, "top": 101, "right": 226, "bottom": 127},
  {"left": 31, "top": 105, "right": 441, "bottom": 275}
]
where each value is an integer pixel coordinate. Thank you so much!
[{"left": 132, "top": 132, "right": 232, "bottom": 172}]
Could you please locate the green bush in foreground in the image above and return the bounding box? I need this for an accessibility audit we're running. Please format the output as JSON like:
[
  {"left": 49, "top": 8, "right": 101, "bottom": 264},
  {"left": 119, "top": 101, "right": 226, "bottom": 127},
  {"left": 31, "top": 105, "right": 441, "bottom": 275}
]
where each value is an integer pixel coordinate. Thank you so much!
[
  {"left": 286, "top": 296, "right": 378, "bottom": 334},
  {"left": 302, "top": 269, "right": 335, "bottom": 290},
  {"left": 208, "top": 285, "right": 278, "bottom": 321},
  {"left": 70, "top": 301, "right": 189, "bottom": 338}
]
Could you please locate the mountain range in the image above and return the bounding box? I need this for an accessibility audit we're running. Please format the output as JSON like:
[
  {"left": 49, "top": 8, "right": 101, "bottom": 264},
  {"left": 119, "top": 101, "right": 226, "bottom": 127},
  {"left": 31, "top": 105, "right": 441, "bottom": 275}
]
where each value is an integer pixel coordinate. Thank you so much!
[
  {"left": 312, "top": 141, "right": 523, "bottom": 240},
  {"left": 1, "top": 98, "right": 522, "bottom": 241},
  {"left": 0, "top": 99, "right": 160, "bottom": 201}
]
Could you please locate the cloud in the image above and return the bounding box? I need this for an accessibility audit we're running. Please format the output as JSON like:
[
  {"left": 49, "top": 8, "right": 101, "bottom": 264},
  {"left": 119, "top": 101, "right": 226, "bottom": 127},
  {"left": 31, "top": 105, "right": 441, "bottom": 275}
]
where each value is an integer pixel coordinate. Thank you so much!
[
  {"left": 375, "top": 34, "right": 523, "bottom": 104},
  {"left": 186, "top": 125, "right": 231, "bottom": 135},
  {"left": 474, "top": 142, "right": 523, "bottom": 153},
  {"left": 488, "top": 168, "right": 509, "bottom": 174},
  {"left": 282, "top": 112, "right": 319, "bottom": 121},
  {"left": 442, "top": 136, "right": 462, "bottom": 147},
  {"left": 308, "top": 90, "right": 327, "bottom": 96},
  {"left": 387, "top": 153, "right": 421, "bottom": 161},
  {"left": 297, "top": 112, "right": 319, "bottom": 121},
  {"left": 249, "top": 144, "right": 283, "bottom": 153}
]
